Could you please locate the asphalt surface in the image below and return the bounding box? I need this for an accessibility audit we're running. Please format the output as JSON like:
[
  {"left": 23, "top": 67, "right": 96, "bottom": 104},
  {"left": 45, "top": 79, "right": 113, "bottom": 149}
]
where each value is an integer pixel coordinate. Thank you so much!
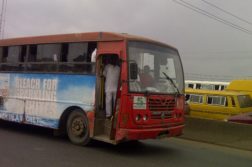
[{"left": 0, "top": 120, "right": 251, "bottom": 167}]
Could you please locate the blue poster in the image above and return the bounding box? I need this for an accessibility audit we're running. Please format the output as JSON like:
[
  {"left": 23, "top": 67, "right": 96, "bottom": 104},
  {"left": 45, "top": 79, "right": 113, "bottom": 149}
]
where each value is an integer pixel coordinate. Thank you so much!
[{"left": 0, "top": 73, "right": 96, "bottom": 128}]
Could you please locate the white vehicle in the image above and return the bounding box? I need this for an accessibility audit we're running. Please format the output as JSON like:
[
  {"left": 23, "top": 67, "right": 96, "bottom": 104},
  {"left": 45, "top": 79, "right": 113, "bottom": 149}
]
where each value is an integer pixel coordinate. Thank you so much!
[{"left": 185, "top": 80, "right": 229, "bottom": 91}]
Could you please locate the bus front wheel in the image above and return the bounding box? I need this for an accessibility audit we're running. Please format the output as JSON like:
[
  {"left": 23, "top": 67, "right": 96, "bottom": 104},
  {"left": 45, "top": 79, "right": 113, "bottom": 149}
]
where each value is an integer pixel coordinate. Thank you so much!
[{"left": 67, "top": 110, "right": 90, "bottom": 146}]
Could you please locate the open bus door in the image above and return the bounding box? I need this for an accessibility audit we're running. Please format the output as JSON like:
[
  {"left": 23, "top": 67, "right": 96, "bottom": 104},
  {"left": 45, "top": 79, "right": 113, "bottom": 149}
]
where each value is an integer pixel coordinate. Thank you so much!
[{"left": 93, "top": 48, "right": 123, "bottom": 144}]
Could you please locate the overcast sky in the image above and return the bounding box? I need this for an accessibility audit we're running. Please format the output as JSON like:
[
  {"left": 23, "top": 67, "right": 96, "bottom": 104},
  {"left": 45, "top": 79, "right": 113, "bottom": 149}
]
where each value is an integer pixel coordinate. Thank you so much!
[{"left": 2, "top": 0, "right": 252, "bottom": 80}]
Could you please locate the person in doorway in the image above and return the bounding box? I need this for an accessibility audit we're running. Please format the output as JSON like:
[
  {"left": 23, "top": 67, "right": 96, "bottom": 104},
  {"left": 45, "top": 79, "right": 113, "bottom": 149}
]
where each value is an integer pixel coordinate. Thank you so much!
[
  {"left": 91, "top": 48, "right": 97, "bottom": 62},
  {"left": 103, "top": 56, "right": 120, "bottom": 119},
  {"left": 139, "top": 65, "right": 155, "bottom": 87},
  {"left": 91, "top": 48, "right": 97, "bottom": 73}
]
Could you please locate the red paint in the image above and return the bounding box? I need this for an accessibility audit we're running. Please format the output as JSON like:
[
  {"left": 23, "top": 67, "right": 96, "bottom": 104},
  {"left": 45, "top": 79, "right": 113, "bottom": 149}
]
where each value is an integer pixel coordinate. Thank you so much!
[
  {"left": 97, "top": 39, "right": 184, "bottom": 143},
  {"left": 87, "top": 111, "right": 95, "bottom": 136},
  {"left": 115, "top": 125, "right": 184, "bottom": 141}
]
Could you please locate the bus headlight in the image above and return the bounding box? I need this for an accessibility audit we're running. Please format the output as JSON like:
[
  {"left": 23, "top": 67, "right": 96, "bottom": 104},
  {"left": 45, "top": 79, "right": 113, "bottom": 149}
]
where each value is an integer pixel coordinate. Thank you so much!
[
  {"left": 143, "top": 115, "right": 148, "bottom": 121},
  {"left": 135, "top": 114, "right": 141, "bottom": 121}
]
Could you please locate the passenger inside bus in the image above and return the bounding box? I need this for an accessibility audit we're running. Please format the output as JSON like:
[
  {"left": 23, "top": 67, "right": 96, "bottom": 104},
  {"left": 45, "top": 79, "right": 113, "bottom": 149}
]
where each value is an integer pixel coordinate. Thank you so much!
[
  {"left": 103, "top": 55, "right": 120, "bottom": 119},
  {"left": 139, "top": 65, "right": 155, "bottom": 88}
]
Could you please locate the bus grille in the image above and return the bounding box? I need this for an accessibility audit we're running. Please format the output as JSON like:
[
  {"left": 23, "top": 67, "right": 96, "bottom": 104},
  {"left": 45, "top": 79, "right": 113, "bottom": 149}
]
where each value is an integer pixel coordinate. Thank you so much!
[{"left": 148, "top": 98, "right": 175, "bottom": 119}]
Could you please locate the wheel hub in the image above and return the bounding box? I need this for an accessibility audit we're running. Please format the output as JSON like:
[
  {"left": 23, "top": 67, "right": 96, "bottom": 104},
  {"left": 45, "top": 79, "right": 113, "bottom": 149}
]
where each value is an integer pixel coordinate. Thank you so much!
[{"left": 71, "top": 118, "right": 85, "bottom": 136}]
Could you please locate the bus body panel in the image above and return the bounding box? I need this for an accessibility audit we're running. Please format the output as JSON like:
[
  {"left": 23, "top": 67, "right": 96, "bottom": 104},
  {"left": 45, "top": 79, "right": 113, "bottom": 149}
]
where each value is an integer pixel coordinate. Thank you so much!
[
  {"left": 186, "top": 89, "right": 252, "bottom": 120},
  {"left": 0, "top": 73, "right": 96, "bottom": 128}
]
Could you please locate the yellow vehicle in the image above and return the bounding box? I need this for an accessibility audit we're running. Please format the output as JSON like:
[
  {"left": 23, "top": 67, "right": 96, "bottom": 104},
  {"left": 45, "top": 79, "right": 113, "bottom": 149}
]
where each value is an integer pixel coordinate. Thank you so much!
[
  {"left": 226, "top": 80, "right": 252, "bottom": 98},
  {"left": 185, "top": 88, "right": 252, "bottom": 120}
]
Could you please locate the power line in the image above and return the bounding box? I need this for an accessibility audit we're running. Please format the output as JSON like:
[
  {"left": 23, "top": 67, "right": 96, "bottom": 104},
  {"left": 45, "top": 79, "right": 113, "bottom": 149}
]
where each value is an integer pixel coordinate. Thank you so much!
[
  {"left": 200, "top": 0, "right": 252, "bottom": 25},
  {"left": 175, "top": 0, "right": 252, "bottom": 34},
  {"left": 173, "top": 0, "right": 252, "bottom": 35}
]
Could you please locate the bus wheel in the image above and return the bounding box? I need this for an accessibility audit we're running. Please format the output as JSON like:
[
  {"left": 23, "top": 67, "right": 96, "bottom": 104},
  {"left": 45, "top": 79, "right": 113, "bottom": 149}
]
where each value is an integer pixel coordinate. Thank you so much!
[{"left": 67, "top": 110, "right": 90, "bottom": 146}]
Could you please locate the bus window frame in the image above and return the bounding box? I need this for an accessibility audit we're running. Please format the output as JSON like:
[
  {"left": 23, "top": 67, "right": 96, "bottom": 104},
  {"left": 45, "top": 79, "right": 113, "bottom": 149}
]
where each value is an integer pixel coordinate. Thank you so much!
[
  {"left": 207, "top": 95, "right": 227, "bottom": 106},
  {"left": 0, "top": 42, "right": 96, "bottom": 75},
  {"left": 126, "top": 40, "right": 184, "bottom": 95},
  {"left": 189, "top": 94, "right": 203, "bottom": 104}
]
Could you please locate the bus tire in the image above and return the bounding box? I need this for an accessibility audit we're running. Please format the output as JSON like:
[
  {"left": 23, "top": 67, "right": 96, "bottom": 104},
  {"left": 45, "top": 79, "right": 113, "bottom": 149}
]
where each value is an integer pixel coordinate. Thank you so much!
[{"left": 66, "top": 109, "right": 90, "bottom": 146}]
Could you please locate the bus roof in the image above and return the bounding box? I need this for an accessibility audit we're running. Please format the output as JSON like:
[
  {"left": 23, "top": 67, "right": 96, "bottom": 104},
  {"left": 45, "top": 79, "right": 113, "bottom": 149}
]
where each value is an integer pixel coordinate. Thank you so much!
[
  {"left": 0, "top": 32, "right": 176, "bottom": 49},
  {"left": 185, "top": 88, "right": 249, "bottom": 96},
  {"left": 226, "top": 80, "right": 252, "bottom": 92}
]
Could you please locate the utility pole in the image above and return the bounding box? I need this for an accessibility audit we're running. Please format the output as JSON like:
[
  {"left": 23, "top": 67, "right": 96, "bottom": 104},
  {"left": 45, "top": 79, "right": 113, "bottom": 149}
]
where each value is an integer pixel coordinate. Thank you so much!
[{"left": 0, "top": 0, "right": 7, "bottom": 39}]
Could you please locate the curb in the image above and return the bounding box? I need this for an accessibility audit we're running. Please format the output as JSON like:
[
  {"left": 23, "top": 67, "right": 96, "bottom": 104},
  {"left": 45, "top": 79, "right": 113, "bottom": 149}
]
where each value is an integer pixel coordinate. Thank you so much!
[{"left": 179, "top": 116, "right": 252, "bottom": 151}]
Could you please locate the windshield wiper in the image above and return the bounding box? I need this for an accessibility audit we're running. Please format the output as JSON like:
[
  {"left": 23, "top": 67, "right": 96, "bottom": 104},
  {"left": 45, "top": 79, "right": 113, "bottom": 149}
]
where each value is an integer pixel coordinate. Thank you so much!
[{"left": 162, "top": 72, "right": 180, "bottom": 95}]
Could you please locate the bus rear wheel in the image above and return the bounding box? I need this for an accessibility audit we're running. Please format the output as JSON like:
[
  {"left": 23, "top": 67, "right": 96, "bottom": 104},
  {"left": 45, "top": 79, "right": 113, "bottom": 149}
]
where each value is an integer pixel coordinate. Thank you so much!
[{"left": 67, "top": 110, "right": 90, "bottom": 146}]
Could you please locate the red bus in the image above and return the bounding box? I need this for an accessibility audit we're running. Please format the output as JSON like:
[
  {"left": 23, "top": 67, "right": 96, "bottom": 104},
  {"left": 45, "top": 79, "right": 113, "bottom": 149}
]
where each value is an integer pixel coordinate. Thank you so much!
[{"left": 0, "top": 32, "right": 184, "bottom": 145}]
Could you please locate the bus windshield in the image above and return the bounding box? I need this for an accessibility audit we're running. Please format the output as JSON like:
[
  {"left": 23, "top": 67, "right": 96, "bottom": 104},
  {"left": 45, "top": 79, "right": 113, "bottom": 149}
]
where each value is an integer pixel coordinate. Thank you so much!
[{"left": 128, "top": 41, "right": 184, "bottom": 94}]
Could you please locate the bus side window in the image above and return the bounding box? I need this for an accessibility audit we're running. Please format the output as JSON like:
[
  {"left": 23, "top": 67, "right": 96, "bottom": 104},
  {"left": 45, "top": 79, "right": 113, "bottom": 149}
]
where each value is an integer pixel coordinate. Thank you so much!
[
  {"left": 87, "top": 42, "right": 97, "bottom": 62},
  {"left": 68, "top": 43, "right": 87, "bottom": 73},
  {"left": 207, "top": 96, "right": 213, "bottom": 104},
  {"left": 0, "top": 47, "right": 4, "bottom": 70},
  {"left": 28, "top": 45, "right": 37, "bottom": 62},
  {"left": 190, "top": 94, "right": 203, "bottom": 103},
  {"left": 5, "top": 46, "right": 21, "bottom": 71},
  {"left": 230, "top": 96, "right": 236, "bottom": 107},
  {"left": 61, "top": 43, "right": 68, "bottom": 62},
  {"left": 0, "top": 47, "right": 3, "bottom": 62},
  {"left": 188, "top": 84, "right": 194, "bottom": 89},
  {"left": 196, "top": 84, "right": 201, "bottom": 89},
  {"left": 37, "top": 44, "right": 61, "bottom": 62},
  {"left": 20, "top": 46, "right": 27, "bottom": 70},
  {"left": 40, "top": 44, "right": 60, "bottom": 71},
  {"left": 207, "top": 95, "right": 226, "bottom": 106},
  {"left": 185, "top": 94, "right": 190, "bottom": 102}
]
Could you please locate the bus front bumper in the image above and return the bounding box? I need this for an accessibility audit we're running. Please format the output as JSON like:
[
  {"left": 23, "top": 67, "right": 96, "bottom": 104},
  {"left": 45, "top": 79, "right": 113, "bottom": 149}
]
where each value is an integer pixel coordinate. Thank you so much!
[{"left": 115, "top": 124, "right": 184, "bottom": 141}]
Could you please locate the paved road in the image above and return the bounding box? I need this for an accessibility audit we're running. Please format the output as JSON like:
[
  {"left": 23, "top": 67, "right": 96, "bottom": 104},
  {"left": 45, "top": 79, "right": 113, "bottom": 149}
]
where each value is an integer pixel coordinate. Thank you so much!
[{"left": 0, "top": 120, "right": 251, "bottom": 167}]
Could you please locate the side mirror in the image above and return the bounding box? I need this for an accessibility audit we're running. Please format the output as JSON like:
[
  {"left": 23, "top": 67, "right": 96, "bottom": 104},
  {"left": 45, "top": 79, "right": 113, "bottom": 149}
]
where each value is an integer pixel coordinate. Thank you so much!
[{"left": 130, "top": 63, "right": 138, "bottom": 80}]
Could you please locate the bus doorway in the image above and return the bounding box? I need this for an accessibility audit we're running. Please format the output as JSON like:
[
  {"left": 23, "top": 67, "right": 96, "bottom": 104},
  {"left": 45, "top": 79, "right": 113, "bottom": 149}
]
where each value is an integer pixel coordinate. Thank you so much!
[{"left": 93, "top": 54, "right": 121, "bottom": 143}]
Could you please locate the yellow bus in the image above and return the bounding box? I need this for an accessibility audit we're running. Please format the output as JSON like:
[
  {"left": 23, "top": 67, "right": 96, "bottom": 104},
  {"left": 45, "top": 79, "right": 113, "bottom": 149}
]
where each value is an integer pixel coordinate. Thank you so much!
[
  {"left": 226, "top": 80, "right": 252, "bottom": 98},
  {"left": 185, "top": 88, "right": 252, "bottom": 120}
]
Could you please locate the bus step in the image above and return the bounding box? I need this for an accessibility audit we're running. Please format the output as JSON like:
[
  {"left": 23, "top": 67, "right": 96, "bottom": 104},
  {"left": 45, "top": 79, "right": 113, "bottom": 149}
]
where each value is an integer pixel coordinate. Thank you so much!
[
  {"left": 93, "top": 134, "right": 116, "bottom": 145},
  {"left": 104, "top": 119, "right": 112, "bottom": 136}
]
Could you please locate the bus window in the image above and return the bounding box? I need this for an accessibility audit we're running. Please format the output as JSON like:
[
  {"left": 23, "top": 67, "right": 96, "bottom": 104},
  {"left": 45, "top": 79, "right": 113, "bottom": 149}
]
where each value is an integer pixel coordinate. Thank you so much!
[
  {"left": 201, "top": 84, "right": 214, "bottom": 90},
  {"left": 207, "top": 95, "right": 226, "bottom": 106},
  {"left": 190, "top": 94, "right": 203, "bottom": 103},
  {"left": 60, "top": 43, "right": 68, "bottom": 62},
  {"left": 237, "top": 95, "right": 252, "bottom": 108},
  {"left": 0, "top": 47, "right": 3, "bottom": 62},
  {"left": 196, "top": 84, "right": 201, "bottom": 89},
  {"left": 0, "top": 47, "right": 5, "bottom": 70},
  {"left": 68, "top": 43, "right": 89, "bottom": 73},
  {"left": 37, "top": 44, "right": 61, "bottom": 62},
  {"left": 68, "top": 43, "right": 87, "bottom": 62},
  {"left": 185, "top": 94, "right": 190, "bottom": 102},
  {"left": 128, "top": 41, "right": 184, "bottom": 94},
  {"left": 28, "top": 45, "right": 37, "bottom": 62},
  {"left": 27, "top": 44, "right": 61, "bottom": 72},
  {"left": 230, "top": 96, "right": 236, "bottom": 107},
  {"left": 2, "top": 46, "right": 21, "bottom": 71},
  {"left": 188, "top": 84, "right": 194, "bottom": 89}
]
